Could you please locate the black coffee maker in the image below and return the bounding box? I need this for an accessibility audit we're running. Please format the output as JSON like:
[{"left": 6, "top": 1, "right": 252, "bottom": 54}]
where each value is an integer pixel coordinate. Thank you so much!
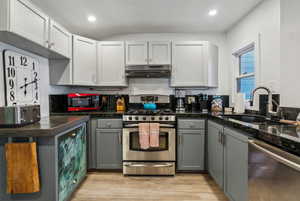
[{"left": 185, "top": 95, "right": 199, "bottom": 113}]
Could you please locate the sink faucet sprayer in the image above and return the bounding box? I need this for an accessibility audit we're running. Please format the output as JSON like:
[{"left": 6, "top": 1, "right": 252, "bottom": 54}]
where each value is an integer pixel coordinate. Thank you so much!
[{"left": 250, "top": 86, "right": 279, "bottom": 119}]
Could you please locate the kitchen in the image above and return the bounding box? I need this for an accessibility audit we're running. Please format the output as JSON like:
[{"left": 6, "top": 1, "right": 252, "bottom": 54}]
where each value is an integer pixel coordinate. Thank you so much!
[{"left": 0, "top": 0, "right": 300, "bottom": 201}]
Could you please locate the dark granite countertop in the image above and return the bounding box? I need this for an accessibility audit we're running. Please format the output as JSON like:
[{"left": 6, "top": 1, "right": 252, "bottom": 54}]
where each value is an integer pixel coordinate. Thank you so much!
[
  {"left": 208, "top": 113, "right": 300, "bottom": 156},
  {"left": 0, "top": 116, "right": 89, "bottom": 137},
  {"left": 51, "top": 112, "right": 123, "bottom": 118},
  {"left": 50, "top": 111, "right": 300, "bottom": 155}
]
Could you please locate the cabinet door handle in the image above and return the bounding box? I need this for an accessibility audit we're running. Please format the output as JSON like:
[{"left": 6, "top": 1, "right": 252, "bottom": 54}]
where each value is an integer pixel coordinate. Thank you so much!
[
  {"left": 222, "top": 134, "right": 226, "bottom": 145},
  {"left": 70, "top": 133, "right": 77, "bottom": 138},
  {"left": 118, "top": 133, "right": 122, "bottom": 144},
  {"left": 179, "top": 135, "right": 183, "bottom": 144}
]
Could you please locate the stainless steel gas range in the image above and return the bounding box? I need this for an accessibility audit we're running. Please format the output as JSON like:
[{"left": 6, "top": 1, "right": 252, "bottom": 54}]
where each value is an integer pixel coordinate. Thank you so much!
[{"left": 122, "top": 95, "right": 176, "bottom": 176}]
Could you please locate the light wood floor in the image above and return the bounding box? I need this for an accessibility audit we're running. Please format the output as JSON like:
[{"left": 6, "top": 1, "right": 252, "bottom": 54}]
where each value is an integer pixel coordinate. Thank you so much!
[{"left": 71, "top": 172, "right": 228, "bottom": 201}]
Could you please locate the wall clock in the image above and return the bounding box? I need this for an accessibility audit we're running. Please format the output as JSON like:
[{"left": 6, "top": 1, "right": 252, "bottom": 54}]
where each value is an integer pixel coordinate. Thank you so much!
[{"left": 3, "top": 50, "right": 40, "bottom": 106}]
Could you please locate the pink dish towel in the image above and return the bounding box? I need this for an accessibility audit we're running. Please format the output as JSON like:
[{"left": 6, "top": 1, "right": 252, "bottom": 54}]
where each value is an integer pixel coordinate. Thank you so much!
[
  {"left": 150, "top": 123, "right": 160, "bottom": 148},
  {"left": 139, "top": 123, "right": 150, "bottom": 150}
]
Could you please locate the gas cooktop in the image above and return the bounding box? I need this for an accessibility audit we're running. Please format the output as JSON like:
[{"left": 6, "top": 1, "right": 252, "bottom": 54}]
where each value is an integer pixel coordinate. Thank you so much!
[
  {"left": 123, "top": 109, "right": 176, "bottom": 122},
  {"left": 125, "top": 109, "right": 174, "bottom": 115}
]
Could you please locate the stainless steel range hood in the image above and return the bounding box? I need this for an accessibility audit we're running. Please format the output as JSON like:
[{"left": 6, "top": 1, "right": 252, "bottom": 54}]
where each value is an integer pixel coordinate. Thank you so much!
[{"left": 125, "top": 65, "right": 171, "bottom": 78}]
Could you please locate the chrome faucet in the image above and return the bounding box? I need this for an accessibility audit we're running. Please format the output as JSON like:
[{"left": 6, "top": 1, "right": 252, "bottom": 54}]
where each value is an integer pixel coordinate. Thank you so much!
[{"left": 250, "top": 86, "right": 279, "bottom": 118}]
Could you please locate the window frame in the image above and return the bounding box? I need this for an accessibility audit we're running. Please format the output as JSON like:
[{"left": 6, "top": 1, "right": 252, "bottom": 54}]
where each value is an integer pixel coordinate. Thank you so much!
[{"left": 234, "top": 44, "right": 256, "bottom": 100}]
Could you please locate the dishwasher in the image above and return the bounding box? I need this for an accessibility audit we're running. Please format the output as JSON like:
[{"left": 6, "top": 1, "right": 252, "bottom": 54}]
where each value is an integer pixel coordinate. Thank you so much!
[{"left": 248, "top": 140, "right": 300, "bottom": 201}]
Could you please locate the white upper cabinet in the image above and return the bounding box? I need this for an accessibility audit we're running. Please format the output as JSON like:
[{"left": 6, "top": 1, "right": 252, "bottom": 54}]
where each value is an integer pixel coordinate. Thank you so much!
[
  {"left": 125, "top": 41, "right": 171, "bottom": 66},
  {"left": 126, "top": 41, "right": 148, "bottom": 65},
  {"left": 49, "top": 20, "right": 72, "bottom": 58},
  {"left": 171, "top": 41, "right": 218, "bottom": 88},
  {"left": 97, "top": 41, "right": 127, "bottom": 87},
  {"left": 73, "top": 35, "right": 97, "bottom": 86},
  {"left": 0, "top": 0, "right": 49, "bottom": 47},
  {"left": 148, "top": 41, "right": 171, "bottom": 65}
]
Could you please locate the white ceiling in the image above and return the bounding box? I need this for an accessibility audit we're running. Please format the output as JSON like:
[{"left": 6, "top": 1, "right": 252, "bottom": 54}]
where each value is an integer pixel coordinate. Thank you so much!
[{"left": 31, "top": 0, "right": 263, "bottom": 40}]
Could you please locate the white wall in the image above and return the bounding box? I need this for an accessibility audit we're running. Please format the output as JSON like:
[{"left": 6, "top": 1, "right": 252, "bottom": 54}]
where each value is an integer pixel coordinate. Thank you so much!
[
  {"left": 280, "top": 0, "right": 300, "bottom": 108},
  {"left": 74, "top": 32, "right": 231, "bottom": 96},
  {"left": 226, "top": 0, "right": 281, "bottom": 108},
  {"left": 0, "top": 42, "right": 69, "bottom": 117}
]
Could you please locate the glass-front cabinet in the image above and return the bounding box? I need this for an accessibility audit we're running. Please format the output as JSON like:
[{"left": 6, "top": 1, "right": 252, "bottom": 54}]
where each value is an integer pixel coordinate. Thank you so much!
[{"left": 57, "top": 124, "right": 87, "bottom": 201}]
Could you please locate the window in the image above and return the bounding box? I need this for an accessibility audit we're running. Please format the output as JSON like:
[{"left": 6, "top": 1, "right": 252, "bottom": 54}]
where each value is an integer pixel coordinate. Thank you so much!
[{"left": 236, "top": 48, "right": 255, "bottom": 100}]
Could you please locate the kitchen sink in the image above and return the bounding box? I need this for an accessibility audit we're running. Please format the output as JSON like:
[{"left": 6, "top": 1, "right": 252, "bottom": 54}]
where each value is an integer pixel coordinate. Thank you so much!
[{"left": 220, "top": 114, "right": 285, "bottom": 126}]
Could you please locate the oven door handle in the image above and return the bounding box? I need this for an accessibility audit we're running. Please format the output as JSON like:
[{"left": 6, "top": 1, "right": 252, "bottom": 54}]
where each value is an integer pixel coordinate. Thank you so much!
[
  {"left": 124, "top": 163, "right": 174, "bottom": 168},
  {"left": 124, "top": 124, "right": 175, "bottom": 128}
]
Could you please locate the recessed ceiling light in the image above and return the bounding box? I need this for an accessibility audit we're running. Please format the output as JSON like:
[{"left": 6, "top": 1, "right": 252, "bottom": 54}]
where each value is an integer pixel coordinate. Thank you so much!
[
  {"left": 87, "top": 15, "right": 96, "bottom": 23},
  {"left": 208, "top": 9, "right": 218, "bottom": 16}
]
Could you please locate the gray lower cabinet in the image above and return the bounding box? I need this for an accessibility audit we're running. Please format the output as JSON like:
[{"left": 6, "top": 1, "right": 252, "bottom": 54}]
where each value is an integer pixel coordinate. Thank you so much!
[
  {"left": 207, "top": 121, "right": 224, "bottom": 188},
  {"left": 88, "top": 118, "right": 123, "bottom": 170},
  {"left": 95, "top": 129, "right": 122, "bottom": 169},
  {"left": 224, "top": 128, "right": 248, "bottom": 201},
  {"left": 177, "top": 119, "right": 206, "bottom": 171},
  {"left": 207, "top": 120, "right": 248, "bottom": 201}
]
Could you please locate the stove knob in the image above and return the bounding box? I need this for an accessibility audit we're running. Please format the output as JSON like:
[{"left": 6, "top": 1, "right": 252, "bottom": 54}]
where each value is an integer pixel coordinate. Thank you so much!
[
  {"left": 143, "top": 117, "right": 147, "bottom": 121},
  {"left": 165, "top": 117, "right": 169, "bottom": 121},
  {"left": 151, "top": 117, "right": 155, "bottom": 121},
  {"left": 159, "top": 117, "right": 163, "bottom": 121},
  {"left": 128, "top": 117, "right": 132, "bottom": 120},
  {"left": 135, "top": 116, "right": 139, "bottom": 121}
]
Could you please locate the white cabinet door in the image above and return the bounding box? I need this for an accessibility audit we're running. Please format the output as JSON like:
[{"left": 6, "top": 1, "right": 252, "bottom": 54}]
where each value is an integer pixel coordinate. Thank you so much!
[
  {"left": 171, "top": 41, "right": 206, "bottom": 87},
  {"left": 125, "top": 41, "right": 148, "bottom": 65},
  {"left": 49, "top": 20, "right": 72, "bottom": 58},
  {"left": 149, "top": 41, "right": 171, "bottom": 65},
  {"left": 9, "top": 0, "right": 49, "bottom": 47},
  {"left": 97, "top": 41, "right": 127, "bottom": 87},
  {"left": 73, "top": 35, "right": 97, "bottom": 86}
]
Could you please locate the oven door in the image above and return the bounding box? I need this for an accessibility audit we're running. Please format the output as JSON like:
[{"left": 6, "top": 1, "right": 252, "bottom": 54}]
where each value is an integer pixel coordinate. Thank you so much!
[{"left": 123, "top": 127, "right": 176, "bottom": 161}]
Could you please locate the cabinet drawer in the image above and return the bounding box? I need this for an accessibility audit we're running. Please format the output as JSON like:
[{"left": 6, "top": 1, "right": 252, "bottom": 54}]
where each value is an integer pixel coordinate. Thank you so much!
[
  {"left": 97, "top": 119, "right": 122, "bottom": 129},
  {"left": 178, "top": 119, "right": 205, "bottom": 130}
]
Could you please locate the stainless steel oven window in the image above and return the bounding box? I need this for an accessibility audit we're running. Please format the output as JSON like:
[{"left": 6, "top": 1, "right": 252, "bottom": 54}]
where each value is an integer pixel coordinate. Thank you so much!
[{"left": 129, "top": 131, "right": 169, "bottom": 151}]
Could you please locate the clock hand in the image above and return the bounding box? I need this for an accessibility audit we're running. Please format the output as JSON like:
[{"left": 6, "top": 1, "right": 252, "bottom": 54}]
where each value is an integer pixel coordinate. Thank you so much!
[{"left": 20, "top": 79, "right": 39, "bottom": 89}]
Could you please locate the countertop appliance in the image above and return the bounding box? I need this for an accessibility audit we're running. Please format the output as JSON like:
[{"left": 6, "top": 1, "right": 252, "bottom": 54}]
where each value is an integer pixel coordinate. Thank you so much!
[
  {"left": 50, "top": 93, "right": 101, "bottom": 112},
  {"left": 125, "top": 65, "right": 171, "bottom": 78},
  {"left": 0, "top": 105, "right": 40, "bottom": 128},
  {"left": 248, "top": 139, "right": 300, "bottom": 201},
  {"left": 175, "top": 89, "right": 185, "bottom": 113},
  {"left": 122, "top": 95, "right": 176, "bottom": 176},
  {"left": 185, "top": 95, "right": 199, "bottom": 113}
]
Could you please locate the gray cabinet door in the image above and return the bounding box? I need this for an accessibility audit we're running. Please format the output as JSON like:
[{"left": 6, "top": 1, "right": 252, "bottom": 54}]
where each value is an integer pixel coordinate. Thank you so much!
[
  {"left": 95, "top": 129, "right": 122, "bottom": 169},
  {"left": 88, "top": 119, "right": 97, "bottom": 169},
  {"left": 207, "top": 121, "right": 224, "bottom": 189},
  {"left": 224, "top": 128, "right": 248, "bottom": 201},
  {"left": 177, "top": 130, "right": 205, "bottom": 171}
]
